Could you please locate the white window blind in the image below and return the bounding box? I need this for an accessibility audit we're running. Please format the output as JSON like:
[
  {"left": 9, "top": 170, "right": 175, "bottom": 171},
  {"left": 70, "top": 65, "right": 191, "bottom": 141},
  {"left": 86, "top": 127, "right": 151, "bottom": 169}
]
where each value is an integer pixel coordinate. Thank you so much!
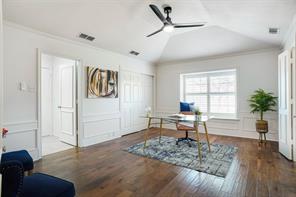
[{"left": 181, "top": 69, "right": 237, "bottom": 118}]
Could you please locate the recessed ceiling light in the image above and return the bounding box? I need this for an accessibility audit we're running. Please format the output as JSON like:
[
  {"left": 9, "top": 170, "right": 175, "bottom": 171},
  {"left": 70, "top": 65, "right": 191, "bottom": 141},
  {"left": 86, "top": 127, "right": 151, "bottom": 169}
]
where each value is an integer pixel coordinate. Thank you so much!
[{"left": 269, "top": 28, "right": 280, "bottom": 34}]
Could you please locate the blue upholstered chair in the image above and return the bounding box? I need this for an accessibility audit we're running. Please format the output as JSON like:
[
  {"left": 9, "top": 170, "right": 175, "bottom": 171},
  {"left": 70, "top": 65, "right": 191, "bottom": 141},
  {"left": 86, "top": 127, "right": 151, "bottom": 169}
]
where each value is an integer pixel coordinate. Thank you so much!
[
  {"left": 0, "top": 160, "right": 75, "bottom": 197},
  {"left": 1, "top": 150, "right": 34, "bottom": 174}
]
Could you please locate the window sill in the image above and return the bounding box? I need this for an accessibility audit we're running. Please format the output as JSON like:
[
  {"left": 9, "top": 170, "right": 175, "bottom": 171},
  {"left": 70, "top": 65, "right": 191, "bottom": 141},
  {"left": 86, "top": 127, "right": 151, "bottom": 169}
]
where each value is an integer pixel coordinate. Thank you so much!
[{"left": 210, "top": 117, "right": 240, "bottom": 121}]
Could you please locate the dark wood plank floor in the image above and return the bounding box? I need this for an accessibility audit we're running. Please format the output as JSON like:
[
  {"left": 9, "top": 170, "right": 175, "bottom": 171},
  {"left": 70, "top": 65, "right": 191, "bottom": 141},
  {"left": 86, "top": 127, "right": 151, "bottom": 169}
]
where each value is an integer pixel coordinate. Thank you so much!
[{"left": 34, "top": 128, "right": 296, "bottom": 197}]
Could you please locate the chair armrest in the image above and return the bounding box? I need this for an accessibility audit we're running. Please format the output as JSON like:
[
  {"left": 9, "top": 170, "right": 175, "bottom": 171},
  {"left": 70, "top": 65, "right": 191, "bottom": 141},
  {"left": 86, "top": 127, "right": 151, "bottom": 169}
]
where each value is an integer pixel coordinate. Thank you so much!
[{"left": 0, "top": 160, "right": 24, "bottom": 197}]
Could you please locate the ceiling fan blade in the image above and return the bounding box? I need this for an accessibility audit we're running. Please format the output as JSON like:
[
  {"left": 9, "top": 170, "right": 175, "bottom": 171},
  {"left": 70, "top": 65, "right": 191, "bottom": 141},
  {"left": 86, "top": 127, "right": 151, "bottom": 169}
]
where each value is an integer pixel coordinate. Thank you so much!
[
  {"left": 149, "top": 4, "right": 167, "bottom": 23},
  {"left": 146, "top": 28, "right": 163, "bottom": 37},
  {"left": 174, "top": 23, "right": 205, "bottom": 28}
]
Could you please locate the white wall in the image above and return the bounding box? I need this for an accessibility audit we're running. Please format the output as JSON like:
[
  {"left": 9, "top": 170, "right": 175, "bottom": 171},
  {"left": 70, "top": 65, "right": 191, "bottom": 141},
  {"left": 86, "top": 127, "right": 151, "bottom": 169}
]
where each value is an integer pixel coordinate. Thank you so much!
[
  {"left": 283, "top": 15, "right": 296, "bottom": 50},
  {"left": 3, "top": 22, "right": 155, "bottom": 160},
  {"left": 156, "top": 49, "right": 280, "bottom": 141}
]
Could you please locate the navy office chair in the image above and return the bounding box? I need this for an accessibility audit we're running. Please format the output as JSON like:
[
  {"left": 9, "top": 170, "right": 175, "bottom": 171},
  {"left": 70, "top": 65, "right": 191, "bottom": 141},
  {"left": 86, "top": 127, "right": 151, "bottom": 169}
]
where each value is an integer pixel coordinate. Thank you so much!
[{"left": 176, "top": 102, "right": 196, "bottom": 146}]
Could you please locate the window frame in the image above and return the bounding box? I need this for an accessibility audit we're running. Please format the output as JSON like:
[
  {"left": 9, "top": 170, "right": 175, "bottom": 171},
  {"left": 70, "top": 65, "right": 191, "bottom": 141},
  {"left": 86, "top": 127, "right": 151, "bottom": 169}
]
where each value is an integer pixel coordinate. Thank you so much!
[{"left": 181, "top": 69, "right": 238, "bottom": 119}]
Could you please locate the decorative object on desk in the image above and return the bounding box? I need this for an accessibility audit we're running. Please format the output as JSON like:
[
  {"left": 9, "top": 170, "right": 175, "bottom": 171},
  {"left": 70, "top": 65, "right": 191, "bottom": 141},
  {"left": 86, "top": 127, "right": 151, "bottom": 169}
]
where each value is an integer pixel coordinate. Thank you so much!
[
  {"left": 190, "top": 105, "right": 202, "bottom": 116},
  {"left": 126, "top": 136, "right": 237, "bottom": 177},
  {"left": 87, "top": 66, "right": 118, "bottom": 98},
  {"left": 248, "top": 89, "right": 277, "bottom": 143},
  {"left": 145, "top": 106, "right": 152, "bottom": 117}
]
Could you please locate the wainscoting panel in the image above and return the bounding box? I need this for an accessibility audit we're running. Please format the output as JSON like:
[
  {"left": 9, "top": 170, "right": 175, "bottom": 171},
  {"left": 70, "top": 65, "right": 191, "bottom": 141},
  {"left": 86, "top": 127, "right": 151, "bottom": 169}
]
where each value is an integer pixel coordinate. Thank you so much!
[
  {"left": 81, "top": 113, "right": 121, "bottom": 147},
  {"left": 3, "top": 121, "right": 39, "bottom": 160},
  {"left": 155, "top": 110, "right": 278, "bottom": 141}
]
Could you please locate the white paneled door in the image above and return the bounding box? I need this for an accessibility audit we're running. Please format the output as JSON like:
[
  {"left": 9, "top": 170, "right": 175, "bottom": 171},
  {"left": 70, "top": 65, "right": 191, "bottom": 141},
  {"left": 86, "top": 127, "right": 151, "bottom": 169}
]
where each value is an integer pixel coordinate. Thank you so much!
[
  {"left": 278, "top": 50, "right": 293, "bottom": 160},
  {"left": 121, "top": 71, "right": 153, "bottom": 135},
  {"left": 121, "top": 71, "right": 133, "bottom": 134},
  {"left": 58, "top": 62, "right": 77, "bottom": 146}
]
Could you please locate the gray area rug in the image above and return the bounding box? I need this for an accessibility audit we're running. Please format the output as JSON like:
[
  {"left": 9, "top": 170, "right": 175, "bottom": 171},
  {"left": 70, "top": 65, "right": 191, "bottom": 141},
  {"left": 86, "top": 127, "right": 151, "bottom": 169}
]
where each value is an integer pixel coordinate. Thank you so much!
[{"left": 125, "top": 136, "right": 238, "bottom": 177}]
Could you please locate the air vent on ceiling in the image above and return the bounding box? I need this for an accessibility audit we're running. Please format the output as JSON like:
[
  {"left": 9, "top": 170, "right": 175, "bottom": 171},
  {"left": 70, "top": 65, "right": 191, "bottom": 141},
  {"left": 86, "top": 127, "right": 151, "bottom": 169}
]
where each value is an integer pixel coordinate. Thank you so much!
[
  {"left": 78, "top": 33, "right": 96, "bottom": 41},
  {"left": 129, "top": 50, "right": 140, "bottom": 56},
  {"left": 269, "top": 28, "right": 280, "bottom": 34}
]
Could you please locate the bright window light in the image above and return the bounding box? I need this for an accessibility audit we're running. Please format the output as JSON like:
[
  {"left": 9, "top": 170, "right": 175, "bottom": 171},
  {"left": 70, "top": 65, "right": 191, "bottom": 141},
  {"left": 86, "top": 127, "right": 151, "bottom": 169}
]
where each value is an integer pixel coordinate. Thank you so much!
[{"left": 181, "top": 69, "right": 237, "bottom": 118}]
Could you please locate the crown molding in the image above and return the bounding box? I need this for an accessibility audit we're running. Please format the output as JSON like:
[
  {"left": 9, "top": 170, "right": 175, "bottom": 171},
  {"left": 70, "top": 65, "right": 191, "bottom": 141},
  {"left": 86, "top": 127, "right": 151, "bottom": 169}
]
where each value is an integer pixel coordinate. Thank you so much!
[
  {"left": 156, "top": 47, "right": 280, "bottom": 66},
  {"left": 3, "top": 20, "right": 153, "bottom": 65}
]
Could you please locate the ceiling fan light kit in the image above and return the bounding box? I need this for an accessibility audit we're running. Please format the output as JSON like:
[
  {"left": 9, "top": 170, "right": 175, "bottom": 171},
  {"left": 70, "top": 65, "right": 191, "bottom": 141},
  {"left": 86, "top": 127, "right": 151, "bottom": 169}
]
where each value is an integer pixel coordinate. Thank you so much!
[
  {"left": 163, "top": 24, "right": 174, "bottom": 32},
  {"left": 147, "top": 4, "right": 206, "bottom": 37}
]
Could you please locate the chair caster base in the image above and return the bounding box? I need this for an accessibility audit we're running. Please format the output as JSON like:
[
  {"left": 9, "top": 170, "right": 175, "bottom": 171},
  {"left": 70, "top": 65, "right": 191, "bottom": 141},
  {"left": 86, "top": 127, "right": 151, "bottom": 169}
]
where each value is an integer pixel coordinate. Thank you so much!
[{"left": 176, "top": 137, "right": 196, "bottom": 147}]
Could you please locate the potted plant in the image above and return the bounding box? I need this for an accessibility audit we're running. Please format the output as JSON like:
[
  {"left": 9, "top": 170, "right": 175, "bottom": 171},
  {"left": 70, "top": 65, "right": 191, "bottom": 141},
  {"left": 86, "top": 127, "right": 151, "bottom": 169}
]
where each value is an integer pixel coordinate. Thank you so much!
[
  {"left": 190, "top": 106, "right": 202, "bottom": 117},
  {"left": 248, "top": 89, "right": 277, "bottom": 134}
]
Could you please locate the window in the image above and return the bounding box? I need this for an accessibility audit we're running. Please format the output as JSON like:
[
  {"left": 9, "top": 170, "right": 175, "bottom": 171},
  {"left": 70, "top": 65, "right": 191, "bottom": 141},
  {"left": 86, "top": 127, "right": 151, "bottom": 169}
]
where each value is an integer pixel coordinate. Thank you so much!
[{"left": 181, "top": 69, "right": 237, "bottom": 118}]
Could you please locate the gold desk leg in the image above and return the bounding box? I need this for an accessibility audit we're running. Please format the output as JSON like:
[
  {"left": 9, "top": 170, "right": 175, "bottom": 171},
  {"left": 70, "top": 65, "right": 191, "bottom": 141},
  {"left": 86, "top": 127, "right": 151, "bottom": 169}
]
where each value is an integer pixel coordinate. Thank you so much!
[
  {"left": 159, "top": 118, "right": 163, "bottom": 143},
  {"left": 194, "top": 121, "right": 202, "bottom": 163},
  {"left": 144, "top": 117, "right": 152, "bottom": 149},
  {"left": 203, "top": 122, "right": 211, "bottom": 152}
]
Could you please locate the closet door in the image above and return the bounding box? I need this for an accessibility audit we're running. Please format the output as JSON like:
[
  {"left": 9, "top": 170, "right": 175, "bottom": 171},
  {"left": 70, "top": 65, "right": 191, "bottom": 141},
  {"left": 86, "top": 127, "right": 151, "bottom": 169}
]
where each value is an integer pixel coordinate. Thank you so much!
[
  {"left": 121, "top": 71, "right": 154, "bottom": 135},
  {"left": 133, "top": 74, "right": 154, "bottom": 131},
  {"left": 278, "top": 50, "right": 293, "bottom": 160},
  {"left": 132, "top": 73, "right": 144, "bottom": 131},
  {"left": 121, "top": 71, "right": 133, "bottom": 135}
]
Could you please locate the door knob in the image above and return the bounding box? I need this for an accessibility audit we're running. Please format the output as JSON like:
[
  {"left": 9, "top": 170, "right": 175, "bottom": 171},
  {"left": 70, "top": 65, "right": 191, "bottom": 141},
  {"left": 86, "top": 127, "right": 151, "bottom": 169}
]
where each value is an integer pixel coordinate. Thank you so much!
[{"left": 58, "top": 106, "right": 62, "bottom": 109}]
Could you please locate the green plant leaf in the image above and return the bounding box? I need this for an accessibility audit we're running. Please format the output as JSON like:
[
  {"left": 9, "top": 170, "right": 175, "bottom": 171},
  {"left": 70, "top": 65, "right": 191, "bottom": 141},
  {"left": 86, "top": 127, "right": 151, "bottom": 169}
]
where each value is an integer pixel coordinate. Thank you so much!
[{"left": 248, "top": 89, "right": 277, "bottom": 120}]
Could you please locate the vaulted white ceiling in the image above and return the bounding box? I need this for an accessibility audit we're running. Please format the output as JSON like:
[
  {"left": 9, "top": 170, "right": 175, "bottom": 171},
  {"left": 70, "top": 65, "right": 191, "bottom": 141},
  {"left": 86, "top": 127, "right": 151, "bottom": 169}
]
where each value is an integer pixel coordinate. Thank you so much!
[{"left": 3, "top": 0, "right": 296, "bottom": 63}]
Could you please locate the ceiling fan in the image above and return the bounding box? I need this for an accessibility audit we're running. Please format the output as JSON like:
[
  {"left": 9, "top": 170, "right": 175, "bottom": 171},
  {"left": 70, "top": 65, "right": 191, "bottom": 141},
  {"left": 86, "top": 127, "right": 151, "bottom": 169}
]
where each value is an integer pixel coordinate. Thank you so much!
[{"left": 147, "top": 4, "right": 206, "bottom": 37}]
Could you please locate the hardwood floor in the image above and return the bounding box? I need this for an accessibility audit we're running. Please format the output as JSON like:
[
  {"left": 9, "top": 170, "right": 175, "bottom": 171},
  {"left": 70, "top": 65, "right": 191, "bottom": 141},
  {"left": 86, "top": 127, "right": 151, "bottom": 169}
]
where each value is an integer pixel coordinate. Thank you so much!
[{"left": 34, "top": 128, "right": 296, "bottom": 197}]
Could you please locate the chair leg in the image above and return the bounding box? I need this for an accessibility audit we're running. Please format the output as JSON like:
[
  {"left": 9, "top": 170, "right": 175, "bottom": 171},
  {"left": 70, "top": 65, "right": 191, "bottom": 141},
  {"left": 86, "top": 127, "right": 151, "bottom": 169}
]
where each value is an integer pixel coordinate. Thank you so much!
[
  {"left": 187, "top": 139, "right": 192, "bottom": 147},
  {"left": 185, "top": 131, "right": 189, "bottom": 138},
  {"left": 185, "top": 131, "right": 191, "bottom": 147}
]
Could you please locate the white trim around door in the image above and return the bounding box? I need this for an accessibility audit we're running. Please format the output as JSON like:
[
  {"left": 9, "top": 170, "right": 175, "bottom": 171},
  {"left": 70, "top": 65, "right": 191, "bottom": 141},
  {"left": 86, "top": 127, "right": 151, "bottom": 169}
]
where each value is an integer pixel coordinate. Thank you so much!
[{"left": 37, "top": 49, "right": 82, "bottom": 159}]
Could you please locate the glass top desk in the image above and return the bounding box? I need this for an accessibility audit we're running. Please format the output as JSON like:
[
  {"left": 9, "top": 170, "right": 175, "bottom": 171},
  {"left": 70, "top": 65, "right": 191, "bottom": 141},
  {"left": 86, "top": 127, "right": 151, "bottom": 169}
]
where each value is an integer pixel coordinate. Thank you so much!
[{"left": 142, "top": 114, "right": 212, "bottom": 163}]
